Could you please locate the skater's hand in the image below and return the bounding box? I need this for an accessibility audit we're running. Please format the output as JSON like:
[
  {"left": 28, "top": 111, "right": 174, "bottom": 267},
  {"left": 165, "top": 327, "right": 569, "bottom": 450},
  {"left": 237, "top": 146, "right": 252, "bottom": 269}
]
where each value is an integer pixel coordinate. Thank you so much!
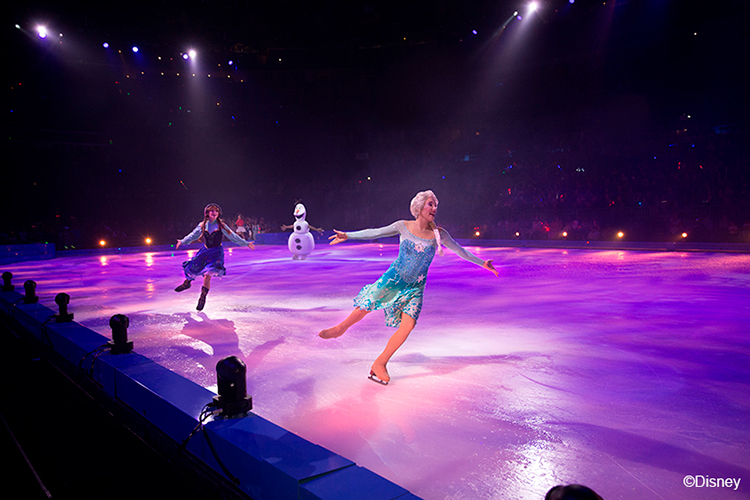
[
  {"left": 247, "top": 242, "right": 255, "bottom": 250},
  {"left": 329, "top": 230, "right": 348, "bottom": 245},
  {"left": 175, "top": 240, "right": 182, "bottom": 249},
  {"left": 483, "top": 259, "right": 499, "bottom": 277}
]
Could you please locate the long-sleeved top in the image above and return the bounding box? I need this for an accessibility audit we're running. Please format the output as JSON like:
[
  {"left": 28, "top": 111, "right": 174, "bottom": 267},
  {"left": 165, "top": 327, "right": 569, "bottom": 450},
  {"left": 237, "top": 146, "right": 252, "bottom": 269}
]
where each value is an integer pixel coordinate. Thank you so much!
[
  {"left": 346, "top": 220, "right": 485, "bottom": 326},
  {"left": 179, "top": 220, "right": 247, "bottom": 248},
  {"left": 347, "top": 221, "right": 484, "bottom": 267}
]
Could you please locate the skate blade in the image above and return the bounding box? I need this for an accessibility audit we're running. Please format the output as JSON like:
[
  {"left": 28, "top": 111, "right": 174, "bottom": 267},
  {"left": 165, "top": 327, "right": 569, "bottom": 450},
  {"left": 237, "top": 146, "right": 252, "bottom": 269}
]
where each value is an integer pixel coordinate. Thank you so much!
[{"left": 368, "top": 371, "right": 389, "bottom": 386}]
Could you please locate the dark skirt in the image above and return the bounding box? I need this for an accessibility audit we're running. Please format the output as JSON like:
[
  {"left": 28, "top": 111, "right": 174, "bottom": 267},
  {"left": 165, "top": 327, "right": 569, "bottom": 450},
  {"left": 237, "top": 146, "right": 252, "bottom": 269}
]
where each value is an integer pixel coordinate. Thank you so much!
[{"left": 182, "top": 245, "right": 226, "bottom": 280}]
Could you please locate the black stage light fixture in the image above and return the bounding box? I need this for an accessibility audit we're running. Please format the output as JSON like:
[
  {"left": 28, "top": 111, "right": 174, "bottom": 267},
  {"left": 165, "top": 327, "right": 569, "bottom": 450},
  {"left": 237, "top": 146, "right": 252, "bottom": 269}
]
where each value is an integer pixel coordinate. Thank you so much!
[
  {"left": 214, "top": 356, "right": 252, "bottom": 417},
  {"left": 23, "top": 280, "right": 39, "bottom": 304},
  {"left": 1, "top": 272, "right": 14, "bottom": 291},
  {"left": 54, "top": 293, "right": 74, "bottom": 322},
  {"left": 108, "top": 314, "right": 134, "bottom": 354}
]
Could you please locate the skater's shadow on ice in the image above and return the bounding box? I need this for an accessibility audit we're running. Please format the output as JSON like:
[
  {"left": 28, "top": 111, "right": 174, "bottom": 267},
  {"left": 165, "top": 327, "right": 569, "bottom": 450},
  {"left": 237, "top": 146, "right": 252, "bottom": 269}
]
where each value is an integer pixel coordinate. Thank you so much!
[
  {"left": 172, "top": 312, "right": 241, "bottom": 361},
  {"left": 244, "top": 336, "right": 287, "bottom": 373},
  {"left": 395, "top": 352, "right": 526, "bottom": 378}
]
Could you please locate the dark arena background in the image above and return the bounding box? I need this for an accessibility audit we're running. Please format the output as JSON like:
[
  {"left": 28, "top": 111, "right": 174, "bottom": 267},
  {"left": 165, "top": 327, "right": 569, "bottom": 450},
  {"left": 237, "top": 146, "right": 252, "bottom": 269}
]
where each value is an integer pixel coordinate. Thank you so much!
[{"left": 3, "top": 1, "right": 749, "bottom": 500}]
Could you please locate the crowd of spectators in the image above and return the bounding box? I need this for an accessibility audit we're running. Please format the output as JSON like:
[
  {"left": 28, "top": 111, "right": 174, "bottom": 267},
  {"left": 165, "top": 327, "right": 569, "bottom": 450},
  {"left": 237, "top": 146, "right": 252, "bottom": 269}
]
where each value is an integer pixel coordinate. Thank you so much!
[
  {"left": 0, "top": 215, "right": 281, "bottom": 250},
  {"left": 3, "top": 123, "right": 748, "bottom": 248}
]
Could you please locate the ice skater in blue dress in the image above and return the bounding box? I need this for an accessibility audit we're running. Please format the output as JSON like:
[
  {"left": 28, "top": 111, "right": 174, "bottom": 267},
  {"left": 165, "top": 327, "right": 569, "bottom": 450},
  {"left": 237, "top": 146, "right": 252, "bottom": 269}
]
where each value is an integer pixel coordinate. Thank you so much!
[
  {"left": 174, "top": 203, "right": 254, "bottom": 311},
  {"left": 319, "top": 190, "right": 498, "bottom": 384}
]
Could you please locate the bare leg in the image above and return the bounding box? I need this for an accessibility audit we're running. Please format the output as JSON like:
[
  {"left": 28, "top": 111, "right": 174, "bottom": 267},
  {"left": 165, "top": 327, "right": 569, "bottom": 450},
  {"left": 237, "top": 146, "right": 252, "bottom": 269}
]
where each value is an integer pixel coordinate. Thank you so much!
[
  {"left": 370, "top": 313, "right": 416, "bottom": 383},
  {"left": 319, "top": 307, "right": 369, "bottom": 339},
  {"left": 202, "top": 274, "right": 212, "bottom": 289}
]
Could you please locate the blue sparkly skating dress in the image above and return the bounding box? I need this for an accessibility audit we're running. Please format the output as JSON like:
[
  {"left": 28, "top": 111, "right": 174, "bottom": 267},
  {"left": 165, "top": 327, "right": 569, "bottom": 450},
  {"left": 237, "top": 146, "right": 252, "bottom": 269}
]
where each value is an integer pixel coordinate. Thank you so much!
[
  {"left": 347, "top": 221, "right": 485, "bottom": 327},
  {"left": 179, "top": 221, "right": 247, "bottom": 280}
]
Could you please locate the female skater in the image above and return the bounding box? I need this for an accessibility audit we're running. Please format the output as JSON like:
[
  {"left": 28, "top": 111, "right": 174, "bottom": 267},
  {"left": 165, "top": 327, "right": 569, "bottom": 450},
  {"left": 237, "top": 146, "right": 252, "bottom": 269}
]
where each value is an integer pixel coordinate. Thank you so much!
[
  {"left": 175, "top": 203, "right": 254, "bottom": 311},
  {"left": 319, "top": 190, "right": 498, "bottom": 384},
  {"left": 234, "top": 213, "right": 248, "bottom": 240}
]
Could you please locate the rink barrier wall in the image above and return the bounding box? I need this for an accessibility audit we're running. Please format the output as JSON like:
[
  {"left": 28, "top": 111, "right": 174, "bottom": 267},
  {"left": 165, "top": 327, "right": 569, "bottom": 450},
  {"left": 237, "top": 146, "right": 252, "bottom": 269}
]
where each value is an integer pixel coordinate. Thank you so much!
[
  {"left": 0, "top": 290, "right": 421, "bottom": 500},
  {"left": 3, "top": 233, "right": 748, "bottom": 265},
  {"left": 0, "top": 243, "right": 56, "bottom": 265}
]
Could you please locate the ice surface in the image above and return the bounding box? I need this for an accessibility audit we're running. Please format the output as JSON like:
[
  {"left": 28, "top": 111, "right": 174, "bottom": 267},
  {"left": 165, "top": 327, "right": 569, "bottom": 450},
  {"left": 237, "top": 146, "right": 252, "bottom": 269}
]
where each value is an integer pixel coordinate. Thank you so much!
[{"left": 4, "top": 244, "right": 749, "bottom": 499}]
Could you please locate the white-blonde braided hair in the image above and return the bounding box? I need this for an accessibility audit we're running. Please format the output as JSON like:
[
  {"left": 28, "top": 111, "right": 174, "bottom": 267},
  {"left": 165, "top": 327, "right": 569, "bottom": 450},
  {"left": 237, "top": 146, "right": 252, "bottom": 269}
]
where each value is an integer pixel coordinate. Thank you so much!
[{"left": 409, "top": 190, "right": 443, "bottom": 256}]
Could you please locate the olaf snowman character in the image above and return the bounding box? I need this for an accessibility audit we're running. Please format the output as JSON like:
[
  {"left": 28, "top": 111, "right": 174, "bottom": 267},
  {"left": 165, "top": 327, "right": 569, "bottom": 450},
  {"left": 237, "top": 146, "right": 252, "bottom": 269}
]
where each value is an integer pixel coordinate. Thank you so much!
[{"left": 281, "top": 202, "right": 323, "bottom": 260}]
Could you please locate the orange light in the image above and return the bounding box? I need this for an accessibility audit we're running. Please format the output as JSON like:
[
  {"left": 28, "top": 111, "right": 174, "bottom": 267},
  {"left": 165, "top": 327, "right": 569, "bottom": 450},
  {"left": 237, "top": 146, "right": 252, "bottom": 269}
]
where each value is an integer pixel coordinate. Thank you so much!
[
  {"left": 617, "top": 231, "right": 624, "bottom": 238},
  {"left": 475, "top": 231, "right": 481, "bottom": 237},
  {"left": 145, "top": 237, "right": 152, "bottom": 244},
  {"left": 681, "top": 232, "right": 688, "bottom": 239},
  {"left": 99, "top": 240, "right": 106, "bottom": 246},
  {"left": 515, "top": 232, "right": 520, "bottom": 237},
  {"left": 562, "top": 231, "right": 568, "bottom": 238}
]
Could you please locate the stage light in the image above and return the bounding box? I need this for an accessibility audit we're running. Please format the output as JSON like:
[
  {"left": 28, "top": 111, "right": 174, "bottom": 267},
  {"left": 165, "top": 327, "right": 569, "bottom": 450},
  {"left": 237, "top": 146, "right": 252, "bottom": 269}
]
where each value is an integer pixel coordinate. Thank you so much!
[
  {"left": 682, "top": 232, "right": 688, "bottom": 239},
  {"left": 109, "top": 314, "right": 134, "bottom": 354},
  {"left": 214, "top": 356, "right": 252, "bottom": 417},
  {"left": 132, "top": 46, "right": 139, "bottom": 53},
  {"left": 99, "top": 240, "right": 106, "bottom": 246},
  {"left": 103, "top": 42, "right": 109, "bottom": 48},
  {"left": 145, "top": 237, "right": 152, "bottom": 245},
  {"left": 529, "top": 2, "right": 539, "bottom": 12},
  {"left": 189, "top": 49, "right": 197, "bottom": 58},
  {"left": 36, "top": 26, "right": 48, "bottom": 39},
  {"left": 54, "top": 293, "right": 74, "bottom": 323},
  {"left": 228, "top": 60, "right": 233, "bottom": 65},
  {"left": 617, "top": 231, "right": 624, "bottom": 239},
  {"left": 2, "top": 272, "right": 14, "bottom": 292},
  {"left": 23, "top": 280, "right": 39, "bottom": 304},
  {"left": 562, "top": 231, "right": 568, "bottom": 238},
  {"left": 182, "top": 53, "right": 189, "bottom": 60}
]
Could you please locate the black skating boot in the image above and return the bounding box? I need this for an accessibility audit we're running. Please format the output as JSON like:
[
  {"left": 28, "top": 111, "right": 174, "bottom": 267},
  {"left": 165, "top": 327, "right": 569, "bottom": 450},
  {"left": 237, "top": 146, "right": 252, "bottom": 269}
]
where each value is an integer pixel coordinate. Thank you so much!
[
  {"left": 196, "top": 286, "right": 209, "bottom": 311},
  {"left": 175, "top": 279, "right": 192, "bottom": 292}
]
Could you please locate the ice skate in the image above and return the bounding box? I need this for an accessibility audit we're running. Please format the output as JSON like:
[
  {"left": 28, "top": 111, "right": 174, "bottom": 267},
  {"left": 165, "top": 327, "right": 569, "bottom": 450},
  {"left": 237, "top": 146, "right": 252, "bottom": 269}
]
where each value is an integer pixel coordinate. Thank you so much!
[
  {"left": 196, "top": 286, "right": 209, "bottom": 311},
  {"left": 175, "top": 279, "right": 191, "bottom": 292},
  {"left": 368, "top": 364, "right": 389, "bottom": 385}
]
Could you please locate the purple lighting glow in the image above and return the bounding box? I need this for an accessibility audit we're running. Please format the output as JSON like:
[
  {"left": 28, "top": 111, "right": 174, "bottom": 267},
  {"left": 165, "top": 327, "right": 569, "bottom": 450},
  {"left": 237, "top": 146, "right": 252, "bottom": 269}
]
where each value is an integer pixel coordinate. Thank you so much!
[{"left": 3, "top": 245, "right": 748, "bottom": 499}]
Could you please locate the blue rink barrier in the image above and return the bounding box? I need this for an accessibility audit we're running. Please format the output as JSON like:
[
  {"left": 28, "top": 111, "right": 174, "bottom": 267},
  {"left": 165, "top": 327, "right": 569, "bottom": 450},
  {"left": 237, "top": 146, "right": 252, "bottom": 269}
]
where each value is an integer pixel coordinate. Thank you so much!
[
  {"left": 0, "top": 290, "right": 420, "bottom": 500},
  {"left": 0, "top": 243, "right": 56, "bottom": 265}
]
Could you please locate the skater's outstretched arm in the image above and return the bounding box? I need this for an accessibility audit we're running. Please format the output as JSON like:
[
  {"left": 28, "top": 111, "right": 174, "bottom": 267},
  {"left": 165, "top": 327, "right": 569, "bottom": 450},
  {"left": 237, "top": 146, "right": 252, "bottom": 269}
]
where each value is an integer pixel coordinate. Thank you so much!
[
  {"left": 221, "top": 223, "right": 255, "bottom": 248},
  {"left": 176, "top": 223, "right": 203, "bottom": 249},
  {"left": 439, "top": 228, "right": 499, "bottom": 277},
  {"left": 329, "top": 221, "right": 401, "bottom": 245}
]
